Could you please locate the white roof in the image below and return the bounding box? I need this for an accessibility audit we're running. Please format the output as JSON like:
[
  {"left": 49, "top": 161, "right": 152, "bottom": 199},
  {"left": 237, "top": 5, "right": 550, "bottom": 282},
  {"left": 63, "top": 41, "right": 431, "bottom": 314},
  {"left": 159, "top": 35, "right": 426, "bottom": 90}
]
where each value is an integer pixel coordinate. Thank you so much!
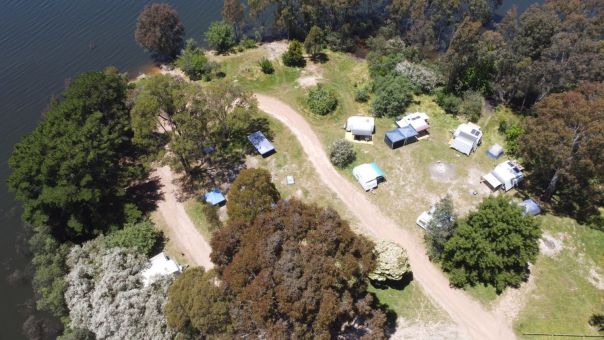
[
  {"left": 482, "top": 172, "right": 502, "bottom": 189},
  {"left": 141, "top": 252, "right": 181, "bottom": 286},
  {"left": 451, "top": 134, "right": 475, "bottom": 155},
  {"left": 454, "top": 123, "right": 482, "bottom": 140},
  {"left": 346, "top": 116, "right": 374, "bottom": 135},
  {"left": 397, "top": 112, "right": 430, "bottom": 132},
  {"left": 493, "top": 161, "right": 524, "bottom": 182}
]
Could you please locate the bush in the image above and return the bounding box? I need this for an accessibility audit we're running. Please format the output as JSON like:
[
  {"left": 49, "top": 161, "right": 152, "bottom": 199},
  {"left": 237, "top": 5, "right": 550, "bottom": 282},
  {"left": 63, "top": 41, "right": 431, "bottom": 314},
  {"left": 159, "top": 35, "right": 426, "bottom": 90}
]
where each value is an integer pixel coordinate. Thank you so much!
[
  {"left": 176, "top": 40, "right": 211, "bottom": 81},
  {"left": 395, "top": 60, "right": 443, "bottom": 93},
  {"left": 460, "top": 91, "right": 483, "bottom": 122},
  {"left": 282, "top": 40, "right": 306, "bottom": 67},
  {"left": 240, "top": 38, "right": 256, "bottom": 49},
  {"left": 371, "top": 75, "right": 414, "bottom": 117},
  {"left": 354, "top": 84, "right": 370, "bottom": 103},
  {"left": 329, "top": 139, "right": 356, "bottom": 168},
  {"left": 307, "top": 85, "right": 338, "bottom": 115},
  {"left": 498, "top": 119, "right": 524, "bottom": 155},
  {"left": 258, "top": 57, "right": 274, "bottom": 74},
  {"left": 435, "top": 90, "right": 462, "bottom": 115},
  {"left": 202, "top": 203, "right": 222, "bottom": 232},
  {"left": 106, "top": 219, "right": 162, "bottom": 256},
  {"left": 205, "top": 21, "right": 236, "bottom": 54},
  {"left": 227, "top": 168, "right": 281, "bottom": 224}
]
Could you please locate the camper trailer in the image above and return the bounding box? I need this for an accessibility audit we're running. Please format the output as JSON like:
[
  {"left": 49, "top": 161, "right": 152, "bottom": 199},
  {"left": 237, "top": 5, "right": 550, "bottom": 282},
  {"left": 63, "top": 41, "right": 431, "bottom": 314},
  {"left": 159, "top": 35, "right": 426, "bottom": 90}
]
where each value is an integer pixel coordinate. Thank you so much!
[
  {"left": 352, "top": 163, "right": 385, "bottom": 191},
  {"left": 450, "top": 123, "right": 482, "bottom": 155},
  {"left": 482, "top": 160, "right": 525, "bottom": 191},
  {"left": 346, "top": 116, "right": 375, "bottom": 141}
]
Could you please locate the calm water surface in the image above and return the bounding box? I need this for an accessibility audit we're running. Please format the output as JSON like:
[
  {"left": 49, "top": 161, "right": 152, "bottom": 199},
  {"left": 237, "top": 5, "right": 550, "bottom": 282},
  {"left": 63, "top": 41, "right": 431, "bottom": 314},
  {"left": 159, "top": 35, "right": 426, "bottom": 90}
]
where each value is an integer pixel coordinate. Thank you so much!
[{"left": 0, "top": 0, "right": 538, "bottom": 338}]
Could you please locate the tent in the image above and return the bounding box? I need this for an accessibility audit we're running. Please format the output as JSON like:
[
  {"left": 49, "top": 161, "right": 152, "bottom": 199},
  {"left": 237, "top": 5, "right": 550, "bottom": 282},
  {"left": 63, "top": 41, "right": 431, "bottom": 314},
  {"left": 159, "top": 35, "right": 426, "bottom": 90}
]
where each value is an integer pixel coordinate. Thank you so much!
[
  {"left": 248, "top": 131, "right": 275, "bottom": 157},
  {"left": 451, "top": 123, "right": 482, "bottom": 155},
  {"left": 141, "top": 252, "right": 182, "bottom": 287},
  {"left": 204, "top": 188, "right": 226, "bottom": 206},
  {"left": 384, "top": 125, "right": 418, "bottom": 149},
  {"left": 519, "top": 199, "right": 541, "bottom": 216},
  {"left": 346, "top": 116, "right": 375, "bottom": 139},
  {"left": 352, "top": 162, "right": 385, "bottom": 191},
  {"left": 486, "top": 144, "right": 504, "bottom": 159}
]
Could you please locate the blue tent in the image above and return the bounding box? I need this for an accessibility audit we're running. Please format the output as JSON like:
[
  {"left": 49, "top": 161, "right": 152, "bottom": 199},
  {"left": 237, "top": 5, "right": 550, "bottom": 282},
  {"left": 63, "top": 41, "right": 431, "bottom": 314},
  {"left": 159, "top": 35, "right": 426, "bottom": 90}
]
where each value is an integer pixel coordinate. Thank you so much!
[
  {"left": 384, "top": 125, "right": 418, "bottom": 149},
  {"left": 248, "top": 131, "right": 275, "bottom": 157},
  {"left": 520, "top": 199, "right": 541, "bottom": 216},
  {"left": 204, "top": 188, "right": 226, "bottom": 206}
]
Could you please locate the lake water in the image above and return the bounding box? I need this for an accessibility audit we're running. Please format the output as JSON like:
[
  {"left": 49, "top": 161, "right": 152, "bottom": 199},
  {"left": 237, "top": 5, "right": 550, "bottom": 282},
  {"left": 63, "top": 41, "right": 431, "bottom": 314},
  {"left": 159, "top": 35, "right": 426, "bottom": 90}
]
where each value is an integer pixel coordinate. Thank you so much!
[{"left": 0, "top": 0, "right": 538, "bottom": 338}]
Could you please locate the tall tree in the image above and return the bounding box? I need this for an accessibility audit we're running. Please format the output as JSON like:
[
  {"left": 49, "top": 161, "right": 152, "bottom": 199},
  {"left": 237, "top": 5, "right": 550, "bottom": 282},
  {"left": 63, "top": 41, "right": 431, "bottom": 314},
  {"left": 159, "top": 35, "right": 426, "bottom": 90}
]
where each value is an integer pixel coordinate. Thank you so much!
[
  {"left": 424, "top": 195, "right": 457, "bottom": 260},
  {"left": 205, "top": 21, "right": 237, "bottom": 54},
  {"left": 135, "top": 4, "right": 184, "bottom": 61},
  {"left": 8, "top": 70, "right": 144, "bottom": 240},
  {"left": 518, "top": 82, "right": 604, "bottom": 218},
  {"left": 222, "top": 0, "right": 245, "bottom": 38},
  {"left": 226, "top": 168, "right": 280, "bottom": 223},
  {"left": 304, "top": 25, "right": 325, "bottom": 59},
  {"left": 441, "top": 196, "right": 541, "bottom": 292}
]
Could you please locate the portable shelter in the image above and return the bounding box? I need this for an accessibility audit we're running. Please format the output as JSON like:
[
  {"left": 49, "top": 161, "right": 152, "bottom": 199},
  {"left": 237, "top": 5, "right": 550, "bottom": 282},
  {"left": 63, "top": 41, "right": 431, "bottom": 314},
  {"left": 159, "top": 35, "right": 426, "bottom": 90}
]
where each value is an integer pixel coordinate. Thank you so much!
[
  {"left": 204, "top": 188, "right": 226, "bottom": 206},
  {"left": 486, "top": 144, "right": 504, "bottom": 159},
  {"left": 141, "top": 252, "right": 182, "bottom": 287},
  {"left": 482, "top": 160, "right": 524, "bottom": 191},
  {"left": 384, "top": 125, "right": 418, "bottom": 149},
  {"left": 346, "top": 116, "right": 375, "bottom": 140},
  {"left": 451, "top": 123, "right": 482, "bottom": 155},
  {"left": 396, "top": 112, "right": 430, "bottom": 133},
  {"left": 519, "top": 199, "right": 541, "bottom": 216},
  {"left": 248, "top": 131, "right": 275, "bottom": 157},
  {"left": 352, "top": 162, "right": 385, "bottom": 191}
]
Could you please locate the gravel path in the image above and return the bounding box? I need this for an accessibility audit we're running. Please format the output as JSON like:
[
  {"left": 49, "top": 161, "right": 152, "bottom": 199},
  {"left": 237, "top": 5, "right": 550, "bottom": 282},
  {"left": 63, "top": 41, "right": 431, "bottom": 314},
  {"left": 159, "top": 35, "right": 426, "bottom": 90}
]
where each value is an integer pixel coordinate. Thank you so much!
[{"left": 255, "top": 93, "right": 515, "bottom": 340}]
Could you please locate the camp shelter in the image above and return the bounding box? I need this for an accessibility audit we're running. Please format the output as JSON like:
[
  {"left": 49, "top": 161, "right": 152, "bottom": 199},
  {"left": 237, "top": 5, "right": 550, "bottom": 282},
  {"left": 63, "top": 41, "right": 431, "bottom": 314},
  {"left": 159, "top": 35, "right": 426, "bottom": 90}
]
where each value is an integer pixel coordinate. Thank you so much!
[
  {"left": 352, "top": 162, "right": 386, "bottom": 191},
  {"left": 486, "top": 144, "right": 504, "bottom": 159},
  {"left": 248, "top": 131, "right": 275, "bottom": 157},
  {"left": 346, "top": 116, "right": 375, "bottom": 140},
  {"left": 384, "top": 125, "right": 418, "bottom": 149}
]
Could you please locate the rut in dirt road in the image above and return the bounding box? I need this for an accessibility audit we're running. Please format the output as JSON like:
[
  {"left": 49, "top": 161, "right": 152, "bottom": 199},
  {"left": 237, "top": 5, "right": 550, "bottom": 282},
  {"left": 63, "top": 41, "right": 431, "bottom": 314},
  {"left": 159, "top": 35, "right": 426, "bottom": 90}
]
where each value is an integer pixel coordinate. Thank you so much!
[{"left": 255, "top": 93, "right": 516, "bottom": 340}]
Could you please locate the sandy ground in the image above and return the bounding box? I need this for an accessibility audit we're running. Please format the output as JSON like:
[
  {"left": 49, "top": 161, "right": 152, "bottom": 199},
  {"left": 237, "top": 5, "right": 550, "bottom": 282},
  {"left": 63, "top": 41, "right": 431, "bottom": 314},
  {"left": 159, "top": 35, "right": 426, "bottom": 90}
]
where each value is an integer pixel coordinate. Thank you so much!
[
  {"left": 255, "top": 94, "right": 516, "bottom": 340},
  {"left": 153, "top": 166, "right": 213, "bottom": 270}
]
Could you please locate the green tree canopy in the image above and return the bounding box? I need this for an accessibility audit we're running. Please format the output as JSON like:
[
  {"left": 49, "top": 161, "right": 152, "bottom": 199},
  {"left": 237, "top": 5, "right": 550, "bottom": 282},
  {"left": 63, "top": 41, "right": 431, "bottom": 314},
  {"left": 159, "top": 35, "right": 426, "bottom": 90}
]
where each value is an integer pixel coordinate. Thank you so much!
[
  {"left": 441, "top": 196, "right": 541, "bottom": 292},
  {"left": 135, "top": 3, "right": 184, "bottom": 60},
  {"left": 106, "top": 219, "right": 162, "bottom": 256},
  {"left": 307, "top": 84, "right": 338, "bottom": 116},
  {"left": 282, "top": 40, "right": 306, "bottom": 67},
  {"left": 176, "top": 40, "right": 217, "bottom": 81},
  {"left": 205, "top": 21, "right": 236, "bottom": 54},
  {"left": 424, "top": 195, "right": 457, "bottom": 260},
  {"left": 226, "top": 168, "right": 280, "bottom": 224},
  {"left": 371, "top": 75, "right": 415, "bottom": 117},
  {"left": 8, "top": 70, "right": 145, "bottom": 240},
  {"left": 304, "top": 25, "right": 325, "bottom": 58}
]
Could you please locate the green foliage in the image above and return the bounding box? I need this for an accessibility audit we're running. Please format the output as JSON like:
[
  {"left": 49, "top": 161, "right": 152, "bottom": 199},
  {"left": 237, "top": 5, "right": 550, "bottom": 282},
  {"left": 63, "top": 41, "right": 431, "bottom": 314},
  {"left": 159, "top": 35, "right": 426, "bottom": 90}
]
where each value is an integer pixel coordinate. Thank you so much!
[
  {"left": 226, "top": 168, "right": 280, "bottom": 224},
  {"left": 589, "top": 314, "right": 604, "bottom": 332},
  {"left": 304, "top": 25, "right": 325, "bottom": 57},
  {"left": 307, "top": 84, "right": 338, "bottom": 115},
  {"left": 371, "top": 75, "right": 414, "bottom": 117},
  {"left": 8, "top": 70, "right": 145, "bottom": 239},
  {"left": 106, "top": 219, "right": 162, "bottom": 256},
  {"left": 202, "top": 204, "right": 222, "bottom": 232},
  {"left": 258, "top": 57, "right": 274, "bottom": 74},
  {"left": 424, "top": 195, "right": 457, "bottom": 260},
  {"left": 239, "top": 38, "right": 257, "bottom": 49},
  {"left": 329, "top": 139, "right": 356, "bottom": 168},
  {"left": 459, "top": 91, "right": 483, "bottom": 122},
  {"left": 205, "top": 21, "right": 236, "bottom": 54},
  {"left": 354, "top": 84, "right": 370, "bottom": 102},
  {"left": 176, "top": 40, "right": 218, "bottom": 81},
  {"left": 134, "top": 3, "right": 184, "bottom": 60},
  {"left": 165, "top": 268, "right": 232, "bottom": 337},
  {"left": 441, "top": 196, "right": 541, "bottom": 292},
  {"left": 435, "top": 90, "right": 462, "bottom": 115},
  {"left": 498, "top": 119, "right": 523, "bottom": 155},
  {"left": 57, "top": 328, "right": 96, "bottom": 340},
  {"left": 282, "top": 40, "right": 306, "bottom": 67},
  {"left": 209, "top": 199, "right": 387, "bottom": 338}
]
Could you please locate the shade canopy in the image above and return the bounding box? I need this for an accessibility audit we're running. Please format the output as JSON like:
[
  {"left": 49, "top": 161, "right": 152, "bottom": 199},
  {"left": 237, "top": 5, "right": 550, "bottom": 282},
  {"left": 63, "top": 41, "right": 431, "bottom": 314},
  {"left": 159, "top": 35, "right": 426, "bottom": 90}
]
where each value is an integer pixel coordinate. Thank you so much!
[
  {"left": 384, "top": 125, "right": 418, "bottom": 149},
  {"left": 204, "top": 188, "right": 226, "bottom": 206},
  {"left": 248, "top": 131, "right": 275, "bottom": 157}
]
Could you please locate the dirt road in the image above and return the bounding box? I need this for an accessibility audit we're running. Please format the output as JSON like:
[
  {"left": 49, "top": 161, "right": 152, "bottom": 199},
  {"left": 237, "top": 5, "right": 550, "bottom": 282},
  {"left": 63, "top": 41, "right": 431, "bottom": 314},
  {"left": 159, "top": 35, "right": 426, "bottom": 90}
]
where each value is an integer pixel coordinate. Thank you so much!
[
  {"left": 255, "top": 94, "right": 515, "bottom": 340},
  {"left": 154, "top": 166, "right": 214, "bottom": 270}
]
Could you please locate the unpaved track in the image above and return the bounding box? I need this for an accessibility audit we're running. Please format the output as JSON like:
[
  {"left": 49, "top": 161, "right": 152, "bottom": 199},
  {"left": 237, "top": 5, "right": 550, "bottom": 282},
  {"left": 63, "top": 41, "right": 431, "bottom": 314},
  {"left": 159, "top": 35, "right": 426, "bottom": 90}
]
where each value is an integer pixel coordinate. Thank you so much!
[
  {"left": 255, "top": 94, "right": 515, "bottom": 340},
  {"left": 154, "top": 166, "right": 213, "bottom": 270}
]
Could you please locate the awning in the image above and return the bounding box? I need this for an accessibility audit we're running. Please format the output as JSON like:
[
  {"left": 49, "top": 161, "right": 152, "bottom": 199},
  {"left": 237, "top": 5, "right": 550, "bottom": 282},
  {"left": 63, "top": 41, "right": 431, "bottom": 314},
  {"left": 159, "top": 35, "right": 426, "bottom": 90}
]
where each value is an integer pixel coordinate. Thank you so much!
[{"left": 482, "top": 173, "right": 502, "bottom": 190}]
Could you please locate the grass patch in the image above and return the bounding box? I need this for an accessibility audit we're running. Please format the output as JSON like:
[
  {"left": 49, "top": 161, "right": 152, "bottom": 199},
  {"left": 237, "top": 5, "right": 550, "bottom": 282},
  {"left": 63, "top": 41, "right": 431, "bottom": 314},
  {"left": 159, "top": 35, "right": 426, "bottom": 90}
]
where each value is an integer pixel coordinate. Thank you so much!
[{"left": 183, "top": 200, "right": 216, "bottom": 241}]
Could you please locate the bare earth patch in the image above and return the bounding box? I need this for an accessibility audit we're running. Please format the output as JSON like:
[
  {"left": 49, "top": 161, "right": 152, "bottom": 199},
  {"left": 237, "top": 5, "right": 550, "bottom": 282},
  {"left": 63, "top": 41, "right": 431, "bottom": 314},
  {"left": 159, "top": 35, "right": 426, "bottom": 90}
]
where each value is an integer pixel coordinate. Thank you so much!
[
  {"left": 588, "top": 267, "right": 604, "bottom": 290},
  {"left": 539, "top": 232, "right": 565, "bottom": 257},
  {"left": 429, "top": 161, "right": 456, "bottom": 182},
  {"left": 297, "top": 63, "right": 323, "bottom": 88},
  {"left": 392, "top": 318, "right": 468, "bottom": 340},
  {"left": 493, "top": 265, "right": 537, "bottom": 326},
  {"left": 263, "top": 40, "right": 288, "bottom": 60}
]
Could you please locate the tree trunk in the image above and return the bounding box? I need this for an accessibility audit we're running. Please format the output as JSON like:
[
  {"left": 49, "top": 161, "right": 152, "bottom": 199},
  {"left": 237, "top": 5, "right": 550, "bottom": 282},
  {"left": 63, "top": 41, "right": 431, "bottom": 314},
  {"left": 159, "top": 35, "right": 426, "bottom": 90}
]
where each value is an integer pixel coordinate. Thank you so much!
[{"left": 542, "top": 168, "right": 560, "bottom": 202}]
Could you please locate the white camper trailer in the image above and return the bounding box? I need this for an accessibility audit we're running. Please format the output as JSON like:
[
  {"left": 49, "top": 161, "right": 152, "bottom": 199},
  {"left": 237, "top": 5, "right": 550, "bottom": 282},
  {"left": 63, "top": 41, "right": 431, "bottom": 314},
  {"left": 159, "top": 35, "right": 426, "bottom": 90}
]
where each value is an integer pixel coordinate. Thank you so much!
[
  {"left": 482, "top": 160, "right": 525, "bottom": 191},
  {"left": 346, "top": 116, "right": 375, "bottom": 140},
  {"left": 450, "top": 123, "right": 482, "bottom": 155}
]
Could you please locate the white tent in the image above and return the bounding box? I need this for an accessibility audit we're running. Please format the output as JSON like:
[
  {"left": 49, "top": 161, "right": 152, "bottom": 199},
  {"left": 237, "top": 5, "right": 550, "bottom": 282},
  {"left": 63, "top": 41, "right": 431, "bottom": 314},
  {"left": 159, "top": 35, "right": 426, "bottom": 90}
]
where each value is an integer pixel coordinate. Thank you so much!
[
  {"left": 451, "top": 123, "right": 482, "bottom": 155},
  {"left": 482, "top": 160, "right": 524, "bottom": 191},
  {"left": 396, "top": 112, "right": 430, "bottom": 133},
  {"left": 141, "top": 252, "right": 182, "bottom": 286},
  {"left": 346, "top": 116, "right": 375, "bottom": 138}
]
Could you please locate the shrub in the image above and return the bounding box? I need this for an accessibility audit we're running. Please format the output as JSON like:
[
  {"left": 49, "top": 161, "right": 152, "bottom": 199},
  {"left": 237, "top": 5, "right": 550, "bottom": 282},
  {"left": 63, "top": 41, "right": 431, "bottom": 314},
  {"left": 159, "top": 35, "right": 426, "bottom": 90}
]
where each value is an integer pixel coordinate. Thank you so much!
[
  {"left": 498, "top": 119, "right": 524, "bottom": 155},
  {"left": 106, "top": 219, "right": 162, "bottom": 256},
  {"left": 258, "top": 57, "right": 274, "bottom": 74},
  {"left": 329, "top": 139, "right": 356, "bottom": 168},
  {"left": 202, "top": 203, "right": 222, "bottom": 232},
  {"left": 240, "top": 38, "right": 256, "bottom": 49},
  {"left": 176, "top": 40, "right": 210, "bottom": 81},
  {"left": 307, "top": 85, "right": 338, "bottom": 115},
  {"left": 435, "top": 90, "right": 462, "bottom": 115},
  {"left": 460, "top": 91, "right": 483, "bottom": 122},
  {"left": 371, "top": 75, "right": 414, "bottom": 117},
  {"left": 227, "top": 168, "right": 280, "bottom": 224},
  {"left": 282, "top": 40, "right": 306, "bottom": 67},
  {"left": 354, "top": 84, "right": 370, "bottom": 103},
  {"left": 205, "top": 21, "right": 236, "bottom": 54},
  {"left": 395, "top": 60, "right": 443, "bottom": 93},
  {"left": 304, "top": 25, "right": 325, "bottom": 58}
]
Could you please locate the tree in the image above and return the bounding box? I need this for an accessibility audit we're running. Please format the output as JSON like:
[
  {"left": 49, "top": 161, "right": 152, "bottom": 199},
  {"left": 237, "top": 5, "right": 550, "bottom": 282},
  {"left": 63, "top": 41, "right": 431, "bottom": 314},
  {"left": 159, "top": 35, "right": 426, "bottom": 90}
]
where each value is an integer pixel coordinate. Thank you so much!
[
  {"left": 304, "top": 25, "right": 325, "bottom": 59},
  {"left": 424, "top": 195, "right": 457, "bottom": 260},
  {"left": 8, "top": 70, "right": 145, "bottom": 240},
  {"left": 369, "top": 241, "right": 410, "bottom": 282},
  {"left": 282, "top": 40, "right": 306, "bottom": 67},
  {"left": 329, "top": 139, "right": 356, "bottom": 168},
  {"left": 176, "top": 40, "right": 215, "bottom": 81},
  {"left": 307, "top": 84, "right": 338, "bottom": 115},
  {"left": 210, "top": 199, "right": 387, "bottom": 338},
  {"left": 165, "top": 268, "right": 232, "bottom": 337},
  {"left": 205, "top": 21, "right": 236, "bottom": 54},
  {"left": 64, "top": 238, "right": 176, "bottom": 340},
  {"left": 459, "top": 91, "right": 483, "bottom": 122},
  {"left": 441, "top": 196, "right": 541, "bottom": 292},
  {"left": 226, "top": 168, "right": 280, "bottom": 224},
  {"left": 106, "top": 219, "right": 162, "bottom": 256},
  {"left": 372, "top": 75, "right": 415, "bottom": 117},
  {"left": 135, "top": 3, "right": 184, "bottom": 61},
  {"left": 222, "top": 0, "right": 244, "bottom": 38},
  {"left": 395, "top": 60, "right": 443, "bottom": 94},
  {"left": 517, "top": 82, "right": 604, "bottom": 219}
]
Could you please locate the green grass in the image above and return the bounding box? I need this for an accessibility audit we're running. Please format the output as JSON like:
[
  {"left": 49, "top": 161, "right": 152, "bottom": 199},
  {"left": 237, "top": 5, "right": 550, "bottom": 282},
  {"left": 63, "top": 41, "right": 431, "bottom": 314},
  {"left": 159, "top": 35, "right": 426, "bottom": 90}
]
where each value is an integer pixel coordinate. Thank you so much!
[
  {"left": 183, "top": 200, "right": 216, "bottom": 241},
  {"left": 515, "top": 215, "right": 604, "bottom": 338}
]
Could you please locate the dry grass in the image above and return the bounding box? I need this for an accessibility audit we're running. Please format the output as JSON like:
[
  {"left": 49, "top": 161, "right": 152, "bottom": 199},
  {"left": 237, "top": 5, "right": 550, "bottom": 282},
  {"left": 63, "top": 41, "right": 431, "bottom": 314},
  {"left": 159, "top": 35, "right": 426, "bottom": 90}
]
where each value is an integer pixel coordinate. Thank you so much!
[{"left": 151, "top": 211, "right": 193, "bottom": 267}]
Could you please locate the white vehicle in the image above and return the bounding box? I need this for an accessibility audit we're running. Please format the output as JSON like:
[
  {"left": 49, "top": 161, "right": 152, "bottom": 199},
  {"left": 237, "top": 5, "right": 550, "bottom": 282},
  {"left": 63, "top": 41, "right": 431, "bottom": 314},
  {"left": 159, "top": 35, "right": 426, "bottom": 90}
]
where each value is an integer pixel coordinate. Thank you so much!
[
  {"left": 352, "top": 162, "right": 385, "bottom": 191},
  {"left": 416, "top": 206, "right": 436, "bottom": 230}
]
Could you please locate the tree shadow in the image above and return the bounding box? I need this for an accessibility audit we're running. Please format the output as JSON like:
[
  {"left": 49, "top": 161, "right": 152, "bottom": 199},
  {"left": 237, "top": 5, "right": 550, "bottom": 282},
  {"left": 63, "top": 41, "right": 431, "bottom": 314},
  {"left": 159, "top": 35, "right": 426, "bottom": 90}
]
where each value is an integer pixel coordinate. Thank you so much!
[
  {"left": 370, "top": 272, "right": 414, "bottom": 291},
  {"left": 310, "top": 52, "right": 329, "bottom": 64},
  {"left": 126, "top": 176, "right": 164, "bottom": 214}
]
